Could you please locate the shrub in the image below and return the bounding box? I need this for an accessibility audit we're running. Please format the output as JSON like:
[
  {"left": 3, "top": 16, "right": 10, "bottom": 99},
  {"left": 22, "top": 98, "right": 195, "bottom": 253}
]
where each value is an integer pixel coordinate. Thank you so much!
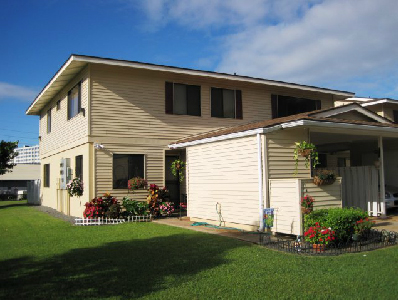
[
  {"left": 122, "top": 196, "right": 149, "bottom": 216},
  {"left": 304, "top": 223, "right": 336, "bottom": 245},
  {"left": 301, "top": 194, "right": 314, "bottom": 214},
  {"left": 83, "top": 193, "right": 121, "bottom": 219},
  {"left": 304, "top": 208, "right": 368, "bottom": 243},
  {"left": 159, "top": 202, "right": 175, "bottom": 216},
  {"left": 147, "top": 184, "right": 170, "bottom": 217}
]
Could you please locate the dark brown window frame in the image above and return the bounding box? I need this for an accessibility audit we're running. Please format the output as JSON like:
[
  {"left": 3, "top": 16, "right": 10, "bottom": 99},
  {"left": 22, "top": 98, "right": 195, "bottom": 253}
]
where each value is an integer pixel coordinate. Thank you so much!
[
  {"left": 67, "top": 81, "right": 82, "bottom": 120},
  {"left": 210, "top": 87, "right": 243, "bottom": 119},
  {"left": 165, "top": 82, "right": 201, "bottom": 116},
  {"left": 43, "top": 164, "right": 50, "bottom": 187}
]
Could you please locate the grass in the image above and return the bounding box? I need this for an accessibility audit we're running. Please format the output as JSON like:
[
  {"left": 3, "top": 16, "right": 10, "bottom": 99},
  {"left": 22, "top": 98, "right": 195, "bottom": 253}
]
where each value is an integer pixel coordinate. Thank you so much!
[{"left": 1, "top": 201, "right": 398, "bottom": 299}]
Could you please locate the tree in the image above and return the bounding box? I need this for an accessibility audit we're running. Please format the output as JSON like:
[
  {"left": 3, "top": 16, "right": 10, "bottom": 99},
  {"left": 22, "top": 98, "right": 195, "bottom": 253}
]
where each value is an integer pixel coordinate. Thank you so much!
[{"left": 0, "top": 140, "right": 19, "bottom": 175}]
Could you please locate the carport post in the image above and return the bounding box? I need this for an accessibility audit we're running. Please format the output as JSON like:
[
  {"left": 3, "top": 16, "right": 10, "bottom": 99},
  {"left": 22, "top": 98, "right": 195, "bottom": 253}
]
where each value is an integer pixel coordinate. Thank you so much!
[{"left": 379, "top": 136, "right": 386, "bottom": 216}]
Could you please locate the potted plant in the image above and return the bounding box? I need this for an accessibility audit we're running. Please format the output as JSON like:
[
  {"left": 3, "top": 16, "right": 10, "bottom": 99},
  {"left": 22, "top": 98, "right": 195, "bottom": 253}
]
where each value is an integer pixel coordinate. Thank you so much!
[
  {"left": 293, "top": 141, "right": 319, "bottom": 174},
  {"left": 313, "top": 170, "right": 336, "bottom": 186},
  {"left": 301, "top": 194, "right": 314, "bottom": 214},
  {"left": 304, "top": 222, "right": 336, "bottom": 252},
  {"left": 171, "top": 159, "right": 186, "bottom": 182},
  {"left": 66, "top": 177, "right": 84, "bottom": 197},
  {"left": 128, "top": 177, "right": 148, "bottom": 193}
]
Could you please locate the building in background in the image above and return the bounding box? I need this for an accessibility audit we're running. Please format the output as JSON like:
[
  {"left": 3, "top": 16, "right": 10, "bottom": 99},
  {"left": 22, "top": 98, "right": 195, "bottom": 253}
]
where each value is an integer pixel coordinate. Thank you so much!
[{"left": 13, "top": 145, "right": 40, "bottom": 164}]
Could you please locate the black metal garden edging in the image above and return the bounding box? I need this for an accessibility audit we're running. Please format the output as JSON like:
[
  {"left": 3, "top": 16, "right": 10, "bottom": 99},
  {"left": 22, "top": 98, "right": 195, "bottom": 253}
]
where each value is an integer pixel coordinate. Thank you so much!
[{"left": 259, "top": 229, "right": 398, "bottom": 256}]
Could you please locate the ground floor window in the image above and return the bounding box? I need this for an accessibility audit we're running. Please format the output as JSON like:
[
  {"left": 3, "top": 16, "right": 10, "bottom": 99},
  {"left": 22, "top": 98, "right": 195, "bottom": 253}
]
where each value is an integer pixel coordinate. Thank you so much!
[
  {"left": 43, "top": 164, "right": 50, "bottom": 187},
  {"left": 113, "top": 154, "right": 145, "bottom": 189},
  {"left": 75, "top": 155, "right": 83, "bottom": 179}
]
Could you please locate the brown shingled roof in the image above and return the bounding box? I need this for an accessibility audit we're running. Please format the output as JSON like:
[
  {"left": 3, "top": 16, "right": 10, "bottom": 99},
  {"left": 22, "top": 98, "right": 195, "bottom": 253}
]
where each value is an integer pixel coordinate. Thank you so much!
[{"left": 171, "top": 104, "right": 398, "bottom": 145}]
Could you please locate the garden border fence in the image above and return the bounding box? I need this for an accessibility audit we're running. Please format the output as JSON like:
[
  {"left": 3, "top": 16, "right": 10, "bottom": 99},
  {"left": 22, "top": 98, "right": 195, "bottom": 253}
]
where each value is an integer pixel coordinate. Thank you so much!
[
  {"left": 75, "top": 215, "right": 152, "bottom": 226},
  {"left": 259, "top": 229, "right": 397, "bottom": 256}
]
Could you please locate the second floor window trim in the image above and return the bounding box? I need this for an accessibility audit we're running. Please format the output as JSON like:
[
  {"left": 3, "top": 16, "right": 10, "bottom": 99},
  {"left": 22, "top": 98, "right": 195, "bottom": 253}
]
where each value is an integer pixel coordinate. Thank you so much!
[
  {"left": 47, "top": 108, "right": 51, "bottom": 133},
  {"left": 165, "top": 82, "right": 201, "bottom": 116},
  {"left": 68, "top": 81, "right": 82, "bottom": 120},
  {"left": 211, "top": 87, "right": 243, "bottom": 119}
]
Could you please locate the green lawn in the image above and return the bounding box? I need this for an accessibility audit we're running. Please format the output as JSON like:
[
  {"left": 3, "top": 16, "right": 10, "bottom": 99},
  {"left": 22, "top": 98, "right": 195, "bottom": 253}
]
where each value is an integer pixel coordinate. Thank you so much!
[{"left": 1, "top": 201, "right": 398, "bottom": 299}]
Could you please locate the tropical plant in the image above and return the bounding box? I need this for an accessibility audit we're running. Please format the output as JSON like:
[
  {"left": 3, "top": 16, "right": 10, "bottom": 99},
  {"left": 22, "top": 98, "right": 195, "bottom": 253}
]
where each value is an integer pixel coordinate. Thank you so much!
[
  {"left": 293, "top": 141, "right": 319, "bottom": 174},
  {"left": 171, "top": 159, "right": 186, "bottom": 182},
  {"left": 147, "top": 184, "right": 170, "bottom": 217},
  {"left": 0, "top": 140, "right": 18, "bottom": 175},
  {"left": 122, "top": 196, "right": 149, "bottom": 216},
  {"left": 66, "top": 177, "right": 84, "bottom": 197},
  {"left": 159, "top": 202, "right": 175, "bottom": 216},
  {"left": 83, "top": 193, "right": 120, "bottom": 219}
]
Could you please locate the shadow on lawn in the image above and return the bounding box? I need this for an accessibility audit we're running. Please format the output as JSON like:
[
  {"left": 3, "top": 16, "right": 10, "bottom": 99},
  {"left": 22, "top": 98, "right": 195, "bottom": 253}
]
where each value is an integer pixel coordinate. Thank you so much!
[
  {"left": 0, "top": 202, "right": 28, "bottom": 210},
  {"left": 0, "top": 232, "right": 245, "bottom": 299}
]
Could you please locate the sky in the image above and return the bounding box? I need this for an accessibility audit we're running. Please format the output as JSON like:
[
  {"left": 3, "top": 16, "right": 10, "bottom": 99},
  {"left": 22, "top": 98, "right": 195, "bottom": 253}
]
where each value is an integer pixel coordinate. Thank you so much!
[{"left": 1, "top": 0, "right": 398, "bottom": 145}]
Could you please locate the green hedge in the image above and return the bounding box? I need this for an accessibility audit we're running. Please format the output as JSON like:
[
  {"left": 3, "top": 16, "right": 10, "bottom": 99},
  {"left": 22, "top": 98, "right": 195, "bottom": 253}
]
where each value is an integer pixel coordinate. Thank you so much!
[{"left": 304, "top": 208, "right": 368, "bottom": 243}]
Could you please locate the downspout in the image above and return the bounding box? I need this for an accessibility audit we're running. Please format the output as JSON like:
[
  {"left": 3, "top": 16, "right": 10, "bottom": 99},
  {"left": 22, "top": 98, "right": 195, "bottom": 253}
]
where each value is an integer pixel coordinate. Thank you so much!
[{"left": 257, "top": 133, "right": 264, "bottom": 231}]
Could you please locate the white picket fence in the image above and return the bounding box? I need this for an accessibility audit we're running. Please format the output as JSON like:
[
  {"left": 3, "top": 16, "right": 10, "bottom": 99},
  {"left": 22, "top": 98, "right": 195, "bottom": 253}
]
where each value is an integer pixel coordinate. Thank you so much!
[{"left": 75, "top": 215, "right": 152, "bottom": 226}]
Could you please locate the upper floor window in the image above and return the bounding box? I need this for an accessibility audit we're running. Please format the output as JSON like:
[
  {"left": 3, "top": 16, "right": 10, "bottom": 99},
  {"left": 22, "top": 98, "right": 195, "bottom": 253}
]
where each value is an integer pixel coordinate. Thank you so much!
[
  {"left": 56, "top": 99, "right": 61, "bottom": 111},
  {"left": 113, "top": 154, "right": 145, "bottom": 189},
  {"left": 165, "top": 82, "right": 201, "bottom": 116},
  {"left": 47, "top": 109, "right": 51, "bottom": 133},
  {"left": 393, "top": 110, "right": 398, "bottom": 123},
  {"left": 68, "top": 82, "right": 81, "bottom": 120},
  {"left": 271, "top": 94, "right": 321, "bottom": 119},
  {"left": 211, "top": 88, "right": 243, "bottom": 119}
]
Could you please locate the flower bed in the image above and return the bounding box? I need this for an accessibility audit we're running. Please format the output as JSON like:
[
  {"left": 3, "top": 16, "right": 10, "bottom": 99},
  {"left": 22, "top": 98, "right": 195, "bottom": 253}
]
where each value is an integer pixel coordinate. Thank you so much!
[{"left": 259, "top": 229, "right": 398, "bottom": 256}]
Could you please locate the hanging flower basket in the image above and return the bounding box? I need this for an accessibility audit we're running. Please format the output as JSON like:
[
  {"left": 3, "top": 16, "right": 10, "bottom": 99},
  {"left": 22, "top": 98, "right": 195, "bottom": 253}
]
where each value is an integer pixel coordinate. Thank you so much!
[
  {"left": 298, "top": 148, "right": 313, "bottom": 157},
  {"left": 313, "top": 170, "right": 336, "bottom": 186}
]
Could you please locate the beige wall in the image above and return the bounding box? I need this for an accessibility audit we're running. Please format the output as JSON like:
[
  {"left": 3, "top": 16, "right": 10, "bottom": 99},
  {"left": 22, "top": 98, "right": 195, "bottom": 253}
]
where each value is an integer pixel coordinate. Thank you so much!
[
  {"left": 301, "top": 178, "right": 342, "bottom": 209},
  {"left": 267, "top": 128, "right": 312, "bottom": 179},
  {"left": 40, "top": 143, "right": 93, "bottom": 217},
  {"left": 39, "top": 67, "right": 89, "bottom": 156},
  {"left": 186, "top": 136, "right": 260, "bottom": 229},
  {"left": 269, "top": 178, "right": 342, "bottom": 235}
]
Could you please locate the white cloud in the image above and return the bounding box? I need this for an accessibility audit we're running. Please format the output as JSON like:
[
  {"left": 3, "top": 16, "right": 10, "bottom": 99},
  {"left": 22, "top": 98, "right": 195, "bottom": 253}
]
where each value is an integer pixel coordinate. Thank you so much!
[
  {"left": 138, "top": 0, "right": 320, "bottom": 29},
  {"left": 0, "top": 82, "right": 37, "bottom": 102},
  {"left": 216, "top": 0, "right": 398, "bottom": 86},
  {"left": 137, "top": 0, "right": 398, "bottom": 96}
]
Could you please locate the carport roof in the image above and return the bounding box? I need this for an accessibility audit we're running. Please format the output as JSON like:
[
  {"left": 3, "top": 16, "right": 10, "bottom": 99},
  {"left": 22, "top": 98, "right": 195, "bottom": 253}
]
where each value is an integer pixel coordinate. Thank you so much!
[{"left": 169, "top": 103, "right": 398, "bottom": 148}]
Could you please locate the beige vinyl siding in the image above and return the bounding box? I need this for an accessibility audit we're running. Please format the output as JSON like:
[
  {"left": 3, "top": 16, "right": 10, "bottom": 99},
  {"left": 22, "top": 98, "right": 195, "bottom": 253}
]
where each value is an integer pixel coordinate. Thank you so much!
[
  {"left": 90, "top": 64, "right": 335, "bottom": 144},
  {"left": 332, "top": 111, "right": 377, "bottom": 122},
  {"left": 95, "top": 143, "right": 165, "bottom": 200},
  {"left": 186, "top": 136, "right": 260, "bottom": 227},
  {"left": 266, "top": 128, "right": 311, "bottom": 179},
  {"left": 269, "top": 179, "right": 301, "bottom": 235},
  {"left": 39, "top": 67, "right": 89, "bottom": 156},
  {"left": 269, "top": 178, "right": 342, "bottom": 235},
  {"left": 301, "top": 178, "right": 342, "bottom": 209}
]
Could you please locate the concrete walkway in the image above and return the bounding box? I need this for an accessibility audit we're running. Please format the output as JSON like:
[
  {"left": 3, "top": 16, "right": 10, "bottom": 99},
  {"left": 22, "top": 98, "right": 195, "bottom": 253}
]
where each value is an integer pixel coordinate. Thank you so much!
[
  {"left": 153, "top": 218, "right": 263, "bottom": 244},
  {"left": 372, "top": 214, "right": 398, "bottom": 232}
]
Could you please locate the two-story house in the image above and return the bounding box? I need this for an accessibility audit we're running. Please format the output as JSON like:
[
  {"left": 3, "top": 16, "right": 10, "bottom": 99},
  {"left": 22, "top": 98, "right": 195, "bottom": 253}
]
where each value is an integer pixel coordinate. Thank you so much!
[{"left": 27, "top": 54, "right": 367, "bottom": 219}]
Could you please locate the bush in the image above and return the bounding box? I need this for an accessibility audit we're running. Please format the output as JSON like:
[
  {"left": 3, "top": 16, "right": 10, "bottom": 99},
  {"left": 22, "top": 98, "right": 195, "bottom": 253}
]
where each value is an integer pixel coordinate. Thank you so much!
[
  {"left": 83, "top": 193, "right": 121, "bottom": 219},
  {"left": 304, "top": 208, "right": 368, "bottom": 243},
  {"left": 122, "top": 196, "right": 149, "bottom": 216},
  {"left": 147, "top": 184, "right": 170, "bottom": 217}
]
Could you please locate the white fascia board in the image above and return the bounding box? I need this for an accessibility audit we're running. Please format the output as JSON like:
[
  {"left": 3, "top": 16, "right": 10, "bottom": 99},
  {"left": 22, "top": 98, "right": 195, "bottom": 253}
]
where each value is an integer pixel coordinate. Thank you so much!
[
  {"left": 299, "top": 120, "right": 398, "bottom": 135},
  {"left": 312, "top": 105, "right": 390, "bottom": 123},
  {"left": 26, "top": 56, "right": 74, "bottom": 115},
  {"left": 73, "top": 56, "right": 353, "bottom": 97},
  {"left": 168, "top": 126, "right": 281, "bottom": 149},
  {"left": 362, "top": 99, "right": 398, "bottom": 107}
]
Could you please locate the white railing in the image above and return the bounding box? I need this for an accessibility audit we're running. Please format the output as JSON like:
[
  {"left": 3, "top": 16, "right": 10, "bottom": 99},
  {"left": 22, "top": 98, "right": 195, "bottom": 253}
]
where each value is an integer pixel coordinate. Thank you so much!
[{"left": 75, "top": 215, "right": 152, "bottom": 226}]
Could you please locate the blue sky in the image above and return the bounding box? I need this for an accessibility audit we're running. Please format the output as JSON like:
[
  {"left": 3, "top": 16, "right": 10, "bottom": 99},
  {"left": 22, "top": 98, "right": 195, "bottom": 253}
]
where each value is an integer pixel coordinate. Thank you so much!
[{"left": 1, "top": 0, "right": 398, "bottom": 145}]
